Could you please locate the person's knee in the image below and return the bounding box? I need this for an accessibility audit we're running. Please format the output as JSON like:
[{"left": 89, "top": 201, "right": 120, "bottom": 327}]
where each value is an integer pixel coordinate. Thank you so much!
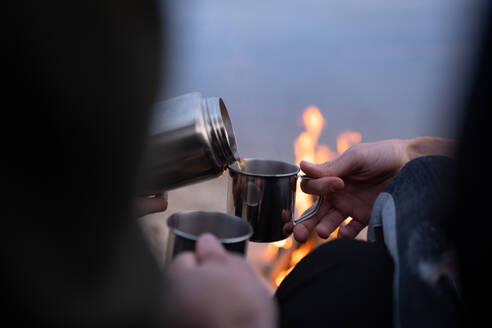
[{"left": 275, "top": 239, "right": 393, "bottom": 328}]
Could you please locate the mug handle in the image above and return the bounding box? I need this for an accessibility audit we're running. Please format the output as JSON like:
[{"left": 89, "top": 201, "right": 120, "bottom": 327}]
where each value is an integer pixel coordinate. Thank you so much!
[{"left": 292, "top": 175, "right": 323, "bottom": 226}]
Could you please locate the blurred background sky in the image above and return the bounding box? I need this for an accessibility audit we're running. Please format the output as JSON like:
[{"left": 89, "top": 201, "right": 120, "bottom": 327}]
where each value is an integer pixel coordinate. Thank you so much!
[{"left": 158, "top": 0, "right": 488, "bottom": 164}]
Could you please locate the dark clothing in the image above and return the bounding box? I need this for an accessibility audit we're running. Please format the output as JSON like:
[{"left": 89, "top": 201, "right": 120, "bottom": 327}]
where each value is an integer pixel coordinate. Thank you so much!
[
  {"left": 276, "top": 239, "right": 394, "bottom": 328},
  {"left": 369, "top": 156, "right": 460, "bottom": 328},
  {"left": 451, "top": 4, "right": 492, "bottom": 326},
  {"left": 275, "top": 156, "right": 457, "bottom": 328}
]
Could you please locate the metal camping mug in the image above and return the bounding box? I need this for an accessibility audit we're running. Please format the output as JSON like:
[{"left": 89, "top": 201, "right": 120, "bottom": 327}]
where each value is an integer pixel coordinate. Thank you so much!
[
  {"left": 226, "top": 159, "right": 322, "bottom": 242},
  {"left": 166, "top": 211, "right": 253, "bottom": 262},
  {"left": 142, "top": 92, "right": 238, "bottom": 191}
]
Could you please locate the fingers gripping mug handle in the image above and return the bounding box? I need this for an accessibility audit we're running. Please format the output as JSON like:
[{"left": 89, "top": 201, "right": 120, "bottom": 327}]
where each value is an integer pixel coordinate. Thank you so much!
[
  {"left": 292, "top": 175, "right": 322, "bottom": 226},
  {"left": 292, "top": 196, "right": 322, "bottom": 226}
]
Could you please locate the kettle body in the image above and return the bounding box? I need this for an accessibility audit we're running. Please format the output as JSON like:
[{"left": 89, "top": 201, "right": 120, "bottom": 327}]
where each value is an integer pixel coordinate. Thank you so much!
[{"left": 142, "top": 92, "right": 238, "bottom": 191}]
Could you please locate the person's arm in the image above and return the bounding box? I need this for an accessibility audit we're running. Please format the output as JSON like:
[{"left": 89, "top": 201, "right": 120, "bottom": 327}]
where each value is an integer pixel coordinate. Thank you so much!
[
  {"left": 404, "top": 136, "right": 456, "bottom": 161},
  {"left": 287, "top": 136, "right": 456, "bottom": 241}
]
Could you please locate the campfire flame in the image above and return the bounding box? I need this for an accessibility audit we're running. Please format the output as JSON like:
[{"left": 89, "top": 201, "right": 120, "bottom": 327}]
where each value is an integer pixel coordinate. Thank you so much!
[
  {"left": 293, "top": 106, "right": 336, "bottom": 215},
  {"left": 337, "top": 130, "right": 362, "bottom": 154},
  {"left": 272, "top": 105, "right": 362, "bottom": 287}
]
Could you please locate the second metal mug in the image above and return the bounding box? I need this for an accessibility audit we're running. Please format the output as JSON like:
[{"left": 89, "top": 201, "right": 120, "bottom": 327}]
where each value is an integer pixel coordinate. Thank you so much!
[
  {"left": 226, "top": 158, "right": 322, "bottom": 242},
  {"left": 166, "top": 211, "right": 253, "bottom": 263}
]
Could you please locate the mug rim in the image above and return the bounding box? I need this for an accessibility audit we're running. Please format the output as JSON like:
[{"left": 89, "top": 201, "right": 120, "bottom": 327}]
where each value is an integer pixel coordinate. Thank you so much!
[
  {"left": 167, "top": 210, "right": 253, "bottom": 244},
  {"left": 228, "top": 158, "right": 300, "bottom": 177}
]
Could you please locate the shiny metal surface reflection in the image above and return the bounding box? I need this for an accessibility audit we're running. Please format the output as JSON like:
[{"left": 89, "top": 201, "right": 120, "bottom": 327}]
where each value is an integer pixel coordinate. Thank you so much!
[
  {"left": 142, "top": 93, "right": 238, "bottom": 191},
  {"left": 227, "top": 159, "right": 321, "bottom": 242}
]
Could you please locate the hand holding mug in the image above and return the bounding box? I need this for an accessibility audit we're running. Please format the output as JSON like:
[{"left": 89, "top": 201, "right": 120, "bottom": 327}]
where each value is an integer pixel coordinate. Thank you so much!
[
  {"left": 167, "top": 234, "right": 278, "bottom": 328},
  {"left": 290, "top": 140, "right": 415, "bottom": 242}
]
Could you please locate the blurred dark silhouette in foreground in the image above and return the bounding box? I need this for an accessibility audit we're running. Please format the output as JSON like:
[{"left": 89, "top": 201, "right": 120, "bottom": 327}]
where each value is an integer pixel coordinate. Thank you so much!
[{"left": 4, "top": 1, "right": 166, "bottom": 326}]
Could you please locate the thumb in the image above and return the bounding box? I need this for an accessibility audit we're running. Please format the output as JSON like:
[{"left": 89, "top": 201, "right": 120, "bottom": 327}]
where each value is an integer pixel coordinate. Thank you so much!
[
  {"left": 195, "top": 233, "right": 227, "bottom": 263},
  {"left": 301, "top": 154, "right": 352, "bottom": 178},
  {"left": 300, "top": 161, "right": 328, "bottom": 178}
]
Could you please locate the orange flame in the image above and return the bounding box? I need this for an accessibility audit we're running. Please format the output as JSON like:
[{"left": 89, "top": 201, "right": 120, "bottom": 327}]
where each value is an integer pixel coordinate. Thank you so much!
[
  {"left": 303, "top": 106, "right": 324, "bottom": 141},
  {"left": 315, "top": 144, "right": 337, "bottom": 165},
  {"left": 275, "top": 266, "right": 294, "bottom": 287},
  {"left": 273, "top": 106, "right": 362, "bottom": 288},
  {"left": 337, "top": 130, "right": 362, "bottom": 154},
  {"left": 293, "top": 107, "right": 362, "bottom": 216},
  {"left": 293, "top": 106, "right": 337, "bottom": 215},
  {"left": 274, "top": 239, "right": 314, "bottom": 287}
]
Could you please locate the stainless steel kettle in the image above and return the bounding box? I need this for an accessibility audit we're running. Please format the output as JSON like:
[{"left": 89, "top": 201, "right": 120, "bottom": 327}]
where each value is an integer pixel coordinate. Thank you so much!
[{"left": 141, "top": 92, "right": 238, "bottom": 191}]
